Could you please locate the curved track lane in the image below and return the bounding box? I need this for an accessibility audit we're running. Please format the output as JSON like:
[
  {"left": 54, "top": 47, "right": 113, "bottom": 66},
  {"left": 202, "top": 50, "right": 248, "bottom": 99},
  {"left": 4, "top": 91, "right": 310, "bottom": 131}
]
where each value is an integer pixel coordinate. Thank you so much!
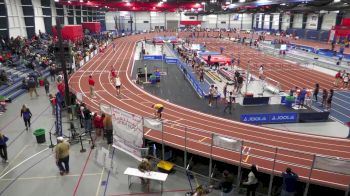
[{"left": 69, "top": 33, "right": 350, "bottom": 190}]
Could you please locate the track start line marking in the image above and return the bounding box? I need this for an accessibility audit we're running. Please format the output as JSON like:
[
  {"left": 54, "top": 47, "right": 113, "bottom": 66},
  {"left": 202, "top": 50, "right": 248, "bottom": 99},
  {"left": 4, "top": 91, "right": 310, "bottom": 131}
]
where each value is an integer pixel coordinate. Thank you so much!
[{"left": 242, "top": 146, "right": 251, "bottom": 163}]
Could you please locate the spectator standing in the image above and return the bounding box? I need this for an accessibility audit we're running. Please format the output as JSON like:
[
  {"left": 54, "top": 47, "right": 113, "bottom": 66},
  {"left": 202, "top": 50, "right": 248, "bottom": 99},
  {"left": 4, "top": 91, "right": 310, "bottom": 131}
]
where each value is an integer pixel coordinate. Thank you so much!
[
  {"left": 213, "top": 86, "right": 219, "bottom": 107},
  {"left": 44, "top": 78, "right": 50, "bottom": 95},
  {"left": 298, "top": 88, "right": 307, "bottom": 108},
  {"left": 0, "top": 132, "right": 9, "bottom": 163},
  {"left": 281, "top": 168, "right": 298, "bottom": 196},
  {"left": 199, "top": 69, "right": 204, "bottom": 82},
  {"left": 208, "top": 85, "right": 215, "bottom": 107},
  {"left": 313, "top": 83, "right": 319, "bottom": 102},
  {"left": 321, "top": 89, "right": 328, "bottom": 108},
  {"left": 243, "top": 165, "right": 259, "bottom": 196},
  {"left": 237, "top": 75, "right": 244, "bottom": 94},
  {"left": 334, "top": 71, "right": 341, "bottom": 87},
  {"left": 212, "top": 170, "right": 234, "bottom": 195},
  {"left": 20, "top": 105, "right": 32, "bottom": 130},
  {"left": 28, "top": 77, "right": 39, "bottom": 98},
  {"left": 93, "top": 113, "right": 103, "bottom": 137},
  {"left": 55, "top": 137, "right": 70, "bottom": 175},
  {"left": 103, "top": 115, "right": 113, "bottom": 145},
  {"left": 88, "top": 75, "right": 95, "bottom": 98},
  {"left": 83, "top": 106, "right": 92, "bottom": 133},
  {"left": 223, "top": 83, "right": 228, "bottom": 99},
  {"left": 326, "top": 89, "right": 334, "bottom": 111},
  {"left": 49, "top": 64, "right": 56, "bottom": 82},
  {"left": 49, "top": 94, "right": 56, "bottom": 115},
  {"left": 224, "top": 92, "right": 235, "bottom": 114},
  {"left": 208, "top": 55, "right": 212, "bottom": 65}
]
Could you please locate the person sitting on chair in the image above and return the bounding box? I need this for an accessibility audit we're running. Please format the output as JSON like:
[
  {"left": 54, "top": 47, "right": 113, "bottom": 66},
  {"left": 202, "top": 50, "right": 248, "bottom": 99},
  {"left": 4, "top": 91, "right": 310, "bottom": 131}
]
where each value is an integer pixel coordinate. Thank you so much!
[{"left": 138, "top": 157, "right": 152, "bottom": 185}]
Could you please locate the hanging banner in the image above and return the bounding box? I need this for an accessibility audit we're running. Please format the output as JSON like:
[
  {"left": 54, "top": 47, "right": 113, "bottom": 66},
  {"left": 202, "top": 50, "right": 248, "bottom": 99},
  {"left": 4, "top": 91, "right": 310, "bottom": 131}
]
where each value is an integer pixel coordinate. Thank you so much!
[
  {"left": 76, "top": 92, "right": 83, "bottom": 103},
  {"left": 111, "top": 107, "right": 143, "bottom": 160},
  {"left": 143, "top": 117, "right": 163, "bottom": 132},
  {"left": 100, "top": 103, "right": 112, "bottom": 115},
  {"left": 213, "top": 135, "right": 242, "bottom": 152},
  {"left": 55, "top": 92, "right": 63, "bottom": 136},
  {"left": 314, "top": 156, "right": 350, "bottom": 175}
]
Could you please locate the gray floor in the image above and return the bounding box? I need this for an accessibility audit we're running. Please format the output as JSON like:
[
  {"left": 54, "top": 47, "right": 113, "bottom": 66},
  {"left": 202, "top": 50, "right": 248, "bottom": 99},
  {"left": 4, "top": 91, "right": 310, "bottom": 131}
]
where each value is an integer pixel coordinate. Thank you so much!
[{"left": 0, "top": 84, "right": 228, "bottom": 196}]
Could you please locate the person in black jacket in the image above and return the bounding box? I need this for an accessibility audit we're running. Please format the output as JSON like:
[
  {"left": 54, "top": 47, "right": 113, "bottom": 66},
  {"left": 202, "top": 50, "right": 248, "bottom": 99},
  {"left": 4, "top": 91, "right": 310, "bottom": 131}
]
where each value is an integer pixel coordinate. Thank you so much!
[
  {"left": 83, "top": 106, "right": 92, "bottom": 133},
  {"left": 211, "top": 170, "right": 234, "bottom": 195},
  {"left": 0, "top": 132, "right": 9, "bottom": 163}
]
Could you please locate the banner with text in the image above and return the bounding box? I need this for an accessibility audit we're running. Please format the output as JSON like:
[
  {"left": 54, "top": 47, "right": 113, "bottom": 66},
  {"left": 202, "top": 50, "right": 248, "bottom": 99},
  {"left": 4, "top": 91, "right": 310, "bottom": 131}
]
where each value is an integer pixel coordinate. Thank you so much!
[
  {"left": 111, "top": 107, "right": 143, "bottom": 160},
  {"left": 314, "top": 156, "right": 350, "bottom": 175},
  {"left": 240, "top": 112, "right": 298, "bottom": 124}
]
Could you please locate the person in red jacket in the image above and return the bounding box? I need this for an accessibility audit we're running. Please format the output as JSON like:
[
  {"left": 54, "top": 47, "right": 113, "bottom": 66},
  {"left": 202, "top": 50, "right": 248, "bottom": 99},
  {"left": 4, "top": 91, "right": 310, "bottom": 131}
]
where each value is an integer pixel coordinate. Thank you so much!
[{"left": 88, "top": 75, "right": 95, "bottom": 98}]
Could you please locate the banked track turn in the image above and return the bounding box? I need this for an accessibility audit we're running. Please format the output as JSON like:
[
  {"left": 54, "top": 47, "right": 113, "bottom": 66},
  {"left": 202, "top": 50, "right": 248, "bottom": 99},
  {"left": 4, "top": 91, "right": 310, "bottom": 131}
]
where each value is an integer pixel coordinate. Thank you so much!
[{"left": 69, "top": 32, "right": 350, "bottom": 190}]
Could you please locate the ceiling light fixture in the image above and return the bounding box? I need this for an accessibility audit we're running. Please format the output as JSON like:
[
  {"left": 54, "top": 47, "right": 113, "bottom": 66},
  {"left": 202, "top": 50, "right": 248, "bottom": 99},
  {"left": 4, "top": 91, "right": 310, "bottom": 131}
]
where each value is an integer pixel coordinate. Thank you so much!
[
  {"left": 79, "top": 0, "right": 83, "bottom": 2},
  {"left": 126, "top": 2, "right": 131, "bottom": 6},
  {"left": 68, "top": 0, "right": 71, "bottom": 3},
  {"left": 334, "top": 0, "right": 341, "bottom": 2},
  {"left": 54, "top": 0, "right": 59, "bottom": 2},
  {"left": 201, "top": 2, "right": 206, "bottom": 5},
  {"left": 162, "top": 0, "right": 167, "bottom": 2},
  {"left": 195, "top": 3, "right": 200, "bottom": 7}
]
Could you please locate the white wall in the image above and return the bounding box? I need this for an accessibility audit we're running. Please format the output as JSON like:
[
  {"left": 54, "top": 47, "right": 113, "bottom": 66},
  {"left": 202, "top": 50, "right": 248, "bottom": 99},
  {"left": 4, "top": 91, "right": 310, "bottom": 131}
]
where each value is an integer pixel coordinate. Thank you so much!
[
  {"left": 321, "top": 12, "right": 336, "bottom": 30},
  {"left": 281, "top": 14, "right": 290, "bottom": 30},
  {"left": 242, "top": 13, "right": 252, "bottom": 30},
  {"left": 271, "top": 13, "right": 279, "bottom": 30},
  {"left": 305, "top": 13, "right": 318, "bottom": 30},
  {"left": 292, "top": 14, "right": 303, "bottom": 29},
  {"left": 5, "top": 0, "right": 27, "bottom": 37},
  {"left": 51, "top": 0, "right": 57, "bottom": 26},
  {"left": 263, "top": 14, "right": 270, "bottom": 29},
  {"left": 32, "top": 0, "right": 45, "bottom": 34}
]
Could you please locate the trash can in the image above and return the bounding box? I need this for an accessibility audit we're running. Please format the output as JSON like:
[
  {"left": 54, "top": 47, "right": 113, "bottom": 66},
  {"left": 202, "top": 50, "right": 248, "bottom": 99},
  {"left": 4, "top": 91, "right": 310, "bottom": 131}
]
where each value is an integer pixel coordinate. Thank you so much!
[
  {"left": 285, "top": 96, "right": 295, "bottom": 108},
  {"left": 33, "top": 129, "right": 46, "bottom": 143}
]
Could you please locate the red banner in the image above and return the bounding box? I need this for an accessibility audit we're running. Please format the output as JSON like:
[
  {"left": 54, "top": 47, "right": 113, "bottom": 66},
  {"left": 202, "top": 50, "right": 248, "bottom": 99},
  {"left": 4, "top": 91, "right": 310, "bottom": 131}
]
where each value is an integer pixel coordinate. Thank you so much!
[{"left": 180, "top": 20, "right": 201, "bottom": 26}]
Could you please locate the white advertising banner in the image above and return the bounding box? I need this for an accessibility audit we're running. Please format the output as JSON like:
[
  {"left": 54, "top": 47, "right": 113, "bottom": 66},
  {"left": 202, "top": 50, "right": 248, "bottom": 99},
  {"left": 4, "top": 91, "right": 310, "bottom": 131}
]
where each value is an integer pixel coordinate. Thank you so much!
[
  {"left": 314, "top": 156, "right": 350, "bottom": 175},
  {"left": 143, "top": 117, "right": 163, "bottom": 132},
  {"left": 213, "top": 135, "right": 242, "bottom": 152},
  {"left": 76, "top": 92, "right": 83, "bottom": 103},
  {"left": 100, "top": 104, "right": 112, "bottom": 115},
  {"left": 111, "top": 107, "right": 143, "bottom": 160}
]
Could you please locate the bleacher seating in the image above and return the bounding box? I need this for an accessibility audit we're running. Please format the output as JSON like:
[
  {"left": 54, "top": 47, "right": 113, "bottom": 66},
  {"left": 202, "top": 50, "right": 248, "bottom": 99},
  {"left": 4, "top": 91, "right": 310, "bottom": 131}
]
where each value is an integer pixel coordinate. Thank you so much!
[{"left": 0, "top": 66, "right": 49, "bottom": 101}]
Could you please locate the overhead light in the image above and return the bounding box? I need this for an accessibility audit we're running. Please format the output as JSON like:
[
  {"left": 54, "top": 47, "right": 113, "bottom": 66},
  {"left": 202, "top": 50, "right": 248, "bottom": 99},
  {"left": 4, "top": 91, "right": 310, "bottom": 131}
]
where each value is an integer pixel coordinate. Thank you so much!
[
  {"left": 158, "top": 2, "right": 163, "bottom": 6},
  {"left": 239, "top": 0, "right": 245, "bottom": 2},
  {"left": 225, "top": 1, "right": 230, "bottom": 5},
  {"left": 281, "top": 3, "right": 286, "bottom": 5},
  {"left": 334, "top": 0, "right": 341, "bottom": 2},
  {"left": 54, "top": 0, "right": 59, "bottom": 2},
  {"left": 126, "top": 2, "right": 131, "bottom": 6},
  {"left": 79, "top": 0, "right": 83, "bottom": 2},
  {"left": 68, "top": 0, "right": 71, "bottom": 3},
  {"left": 162, "top": 0, "right": 167, "bottom": 2},
  {"left": 201, "top": 2, "right": 206, "bottom": 5},
  {"left": 195, "top": 3, "right": 200, "bottom": 7}
]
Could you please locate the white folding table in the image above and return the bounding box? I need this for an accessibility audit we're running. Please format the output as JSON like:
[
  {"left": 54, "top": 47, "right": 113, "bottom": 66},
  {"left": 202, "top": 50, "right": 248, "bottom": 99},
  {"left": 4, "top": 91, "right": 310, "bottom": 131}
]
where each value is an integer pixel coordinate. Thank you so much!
[{"left": 124, "top": 167, "right": 168, "bottom": 194}]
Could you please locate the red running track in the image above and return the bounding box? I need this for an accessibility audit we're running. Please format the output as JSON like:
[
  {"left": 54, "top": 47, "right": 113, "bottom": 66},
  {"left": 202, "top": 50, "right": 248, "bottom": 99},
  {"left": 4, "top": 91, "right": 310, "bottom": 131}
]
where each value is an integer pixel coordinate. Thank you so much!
[{"left": 69, "top": 33, "right": 350, "bottom": 190}]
